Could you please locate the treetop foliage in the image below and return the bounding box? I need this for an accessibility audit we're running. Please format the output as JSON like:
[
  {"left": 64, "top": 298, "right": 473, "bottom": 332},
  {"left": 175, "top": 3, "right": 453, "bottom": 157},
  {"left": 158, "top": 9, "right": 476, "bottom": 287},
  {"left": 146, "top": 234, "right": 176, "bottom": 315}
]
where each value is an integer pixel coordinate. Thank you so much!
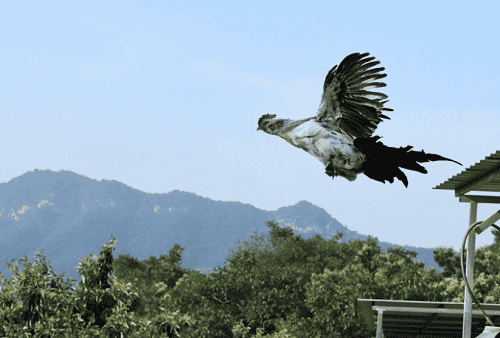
[{"left": 1, "top": 220, "right": 500, "bottom": 337}]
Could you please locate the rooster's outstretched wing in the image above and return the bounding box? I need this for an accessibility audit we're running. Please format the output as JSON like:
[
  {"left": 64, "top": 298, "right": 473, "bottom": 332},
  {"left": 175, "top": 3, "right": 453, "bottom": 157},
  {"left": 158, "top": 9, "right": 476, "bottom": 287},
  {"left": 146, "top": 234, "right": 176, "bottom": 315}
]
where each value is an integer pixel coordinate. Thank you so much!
[{"left": 316, "top": 52, "right": 393, "bottom": 139}]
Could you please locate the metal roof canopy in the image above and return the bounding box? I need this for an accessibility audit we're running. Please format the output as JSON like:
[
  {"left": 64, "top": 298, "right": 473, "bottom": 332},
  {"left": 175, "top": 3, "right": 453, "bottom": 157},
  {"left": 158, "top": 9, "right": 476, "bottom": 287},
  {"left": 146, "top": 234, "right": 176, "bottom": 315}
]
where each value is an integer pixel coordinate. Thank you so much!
[{"left": 357, "top": 150, "right": 500, "bottom": 338}]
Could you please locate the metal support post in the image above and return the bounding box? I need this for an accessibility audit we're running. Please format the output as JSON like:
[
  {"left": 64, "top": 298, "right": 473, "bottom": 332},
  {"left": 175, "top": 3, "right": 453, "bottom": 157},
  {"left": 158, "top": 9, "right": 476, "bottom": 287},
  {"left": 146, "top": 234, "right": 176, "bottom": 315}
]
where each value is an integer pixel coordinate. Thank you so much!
[
  {"left": 376, "top": 309, "right": 384, "bottom": 338},
  {"left": 463, "top": 201, "right": 477, "bottom": 338}
]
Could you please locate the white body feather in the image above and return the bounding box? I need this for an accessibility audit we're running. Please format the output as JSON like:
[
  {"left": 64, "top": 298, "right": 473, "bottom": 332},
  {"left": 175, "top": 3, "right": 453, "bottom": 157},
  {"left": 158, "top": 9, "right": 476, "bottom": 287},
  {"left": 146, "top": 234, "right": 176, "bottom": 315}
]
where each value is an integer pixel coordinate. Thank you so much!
[{"left": 278, "top": 119, "right": 365, "bottom": 181}]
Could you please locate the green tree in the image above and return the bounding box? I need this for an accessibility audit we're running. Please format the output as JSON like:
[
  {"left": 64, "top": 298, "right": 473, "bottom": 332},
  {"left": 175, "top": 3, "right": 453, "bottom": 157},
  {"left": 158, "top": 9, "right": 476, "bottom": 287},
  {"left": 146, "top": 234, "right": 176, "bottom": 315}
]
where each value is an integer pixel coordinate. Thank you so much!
[
  {"left": 430, "top": 229, "right": 500, "bottom": 305},
  {"left": 5, "top": 221, "right": 499, "bottom": 337},
  {"left": 170, "top": 219, "right": 460, "bottom": 337},
  {"left": 111, "top": 243, "right": 188, "bottom": 318},
  {"left": 0, "top": 234, "right": 195, "bottom": 337}
]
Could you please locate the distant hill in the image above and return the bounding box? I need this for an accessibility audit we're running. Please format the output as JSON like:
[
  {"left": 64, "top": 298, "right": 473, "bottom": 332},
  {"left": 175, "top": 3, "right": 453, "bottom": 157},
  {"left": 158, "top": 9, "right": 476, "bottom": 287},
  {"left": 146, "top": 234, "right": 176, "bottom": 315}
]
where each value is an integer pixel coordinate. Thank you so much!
[{"left": 0, "top": 169, "right": 453, "bottom": 293}]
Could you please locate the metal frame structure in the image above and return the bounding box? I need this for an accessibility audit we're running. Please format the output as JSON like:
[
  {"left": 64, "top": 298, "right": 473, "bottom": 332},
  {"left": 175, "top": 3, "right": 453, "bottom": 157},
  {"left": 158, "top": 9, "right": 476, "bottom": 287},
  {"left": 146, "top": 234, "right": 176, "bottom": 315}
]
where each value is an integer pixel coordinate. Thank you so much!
[
  {"left": 357, "top": 299, "right": 500, "bottom": 337},
  {"left": 357, "top": 150, "right": 500, "bottom": 338}
]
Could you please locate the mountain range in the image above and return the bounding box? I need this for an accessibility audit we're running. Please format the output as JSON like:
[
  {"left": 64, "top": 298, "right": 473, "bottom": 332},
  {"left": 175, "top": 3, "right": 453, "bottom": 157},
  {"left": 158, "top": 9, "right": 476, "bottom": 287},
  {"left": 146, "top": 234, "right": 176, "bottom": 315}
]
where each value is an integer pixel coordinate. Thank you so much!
[{"left": 0, "top": 169, "right": 453, "bottom": 294}]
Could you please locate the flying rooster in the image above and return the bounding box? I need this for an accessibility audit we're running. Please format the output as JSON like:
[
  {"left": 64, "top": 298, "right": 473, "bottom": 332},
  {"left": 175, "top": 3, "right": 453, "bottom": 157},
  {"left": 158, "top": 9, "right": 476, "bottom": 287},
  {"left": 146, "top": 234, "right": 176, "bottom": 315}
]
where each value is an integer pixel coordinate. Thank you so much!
[{"left": 257, "top": 52, "right": 462, "bottom": 188}]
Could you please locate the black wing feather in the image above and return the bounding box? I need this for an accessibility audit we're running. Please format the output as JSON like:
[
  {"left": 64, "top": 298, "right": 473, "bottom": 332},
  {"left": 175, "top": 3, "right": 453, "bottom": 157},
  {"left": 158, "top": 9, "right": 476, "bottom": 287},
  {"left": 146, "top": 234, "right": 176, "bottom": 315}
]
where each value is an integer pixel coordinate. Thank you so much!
[{"left": 317, "top": 52, "right": 392, "bottom": 139}]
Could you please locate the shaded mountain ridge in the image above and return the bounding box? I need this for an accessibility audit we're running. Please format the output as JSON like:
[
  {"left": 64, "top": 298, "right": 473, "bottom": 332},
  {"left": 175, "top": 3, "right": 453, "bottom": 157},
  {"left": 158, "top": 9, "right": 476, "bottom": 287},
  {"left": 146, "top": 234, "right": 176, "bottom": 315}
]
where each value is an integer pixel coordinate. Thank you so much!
[{"left": 0, "top": 169, "right": 451, "bottom": 291}]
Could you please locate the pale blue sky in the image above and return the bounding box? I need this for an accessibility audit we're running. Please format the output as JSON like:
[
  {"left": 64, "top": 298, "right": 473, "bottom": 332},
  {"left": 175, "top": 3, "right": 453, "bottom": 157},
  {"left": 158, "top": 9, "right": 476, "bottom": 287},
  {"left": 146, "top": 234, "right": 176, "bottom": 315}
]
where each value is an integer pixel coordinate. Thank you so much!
[{"left": 2, "top": 1, "right": 500, "bottom": 266}]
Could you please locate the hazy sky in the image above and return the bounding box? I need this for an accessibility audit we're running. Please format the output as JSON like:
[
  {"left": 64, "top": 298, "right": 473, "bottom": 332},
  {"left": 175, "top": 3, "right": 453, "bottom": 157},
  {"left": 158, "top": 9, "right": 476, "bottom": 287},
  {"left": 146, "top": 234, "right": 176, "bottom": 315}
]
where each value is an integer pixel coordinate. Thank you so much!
[{"left": 2, "top": 1, "right": 500, "bottom": 268}]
